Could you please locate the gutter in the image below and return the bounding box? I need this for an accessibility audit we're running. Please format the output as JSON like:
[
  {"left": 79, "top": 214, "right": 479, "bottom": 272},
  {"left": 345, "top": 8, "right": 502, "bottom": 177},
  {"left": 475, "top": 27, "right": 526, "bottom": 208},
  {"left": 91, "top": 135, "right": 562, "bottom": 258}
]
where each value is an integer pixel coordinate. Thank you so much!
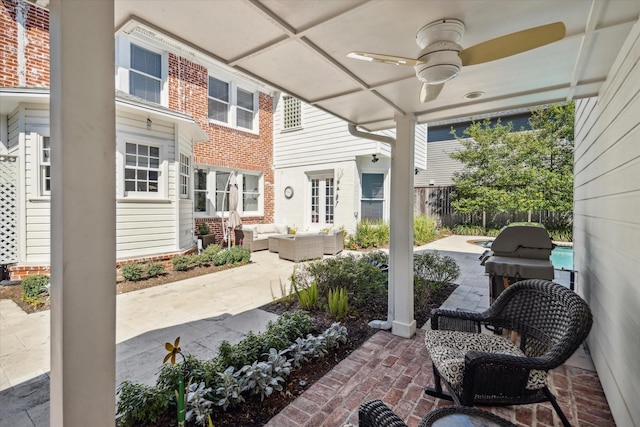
[{"left": 347, "top": 123, "right": 394, "bottom": 330}]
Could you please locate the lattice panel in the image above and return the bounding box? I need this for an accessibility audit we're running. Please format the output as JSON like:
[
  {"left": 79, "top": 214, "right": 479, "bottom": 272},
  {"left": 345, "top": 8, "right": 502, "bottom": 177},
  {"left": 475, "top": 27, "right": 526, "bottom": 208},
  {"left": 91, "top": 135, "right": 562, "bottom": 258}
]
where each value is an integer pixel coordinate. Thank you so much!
[{"left": 0, "top": 155, "right": 18, "bottom": 264}]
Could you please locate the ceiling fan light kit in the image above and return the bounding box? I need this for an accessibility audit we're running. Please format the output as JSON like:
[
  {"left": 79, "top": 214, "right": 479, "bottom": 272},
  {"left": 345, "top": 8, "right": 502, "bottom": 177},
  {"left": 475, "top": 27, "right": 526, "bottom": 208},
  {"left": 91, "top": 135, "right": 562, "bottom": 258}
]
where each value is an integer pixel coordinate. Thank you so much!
[{"left": 348, "top": 18, "right": 565, "bottom": 103}]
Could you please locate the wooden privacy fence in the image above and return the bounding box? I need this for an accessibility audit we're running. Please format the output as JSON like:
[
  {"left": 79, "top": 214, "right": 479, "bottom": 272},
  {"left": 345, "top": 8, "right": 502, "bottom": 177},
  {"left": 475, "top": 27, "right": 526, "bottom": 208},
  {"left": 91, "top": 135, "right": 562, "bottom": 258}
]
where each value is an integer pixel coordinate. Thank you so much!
[{"left": 414, "top": 186, "right": 572, "bottom": 228}]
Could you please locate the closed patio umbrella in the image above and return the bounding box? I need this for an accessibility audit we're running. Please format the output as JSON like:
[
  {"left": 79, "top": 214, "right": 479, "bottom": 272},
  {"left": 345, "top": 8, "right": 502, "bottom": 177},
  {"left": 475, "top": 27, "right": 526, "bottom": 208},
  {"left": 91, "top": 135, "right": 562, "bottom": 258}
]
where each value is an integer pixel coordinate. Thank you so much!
[{"left": 227, "top": 171, "right": 242, "bottom": 247}]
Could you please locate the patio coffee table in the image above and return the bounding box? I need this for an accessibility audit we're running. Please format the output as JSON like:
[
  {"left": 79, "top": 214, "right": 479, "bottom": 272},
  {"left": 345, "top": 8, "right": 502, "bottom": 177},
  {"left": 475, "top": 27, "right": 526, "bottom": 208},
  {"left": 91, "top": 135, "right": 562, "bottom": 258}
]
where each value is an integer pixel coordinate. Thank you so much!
[
  {"left": 268, "top": 234, "right": 294, "bottom": 253},
  {"left": 423, "top": 406, "right": 516, "bottom": 427}
]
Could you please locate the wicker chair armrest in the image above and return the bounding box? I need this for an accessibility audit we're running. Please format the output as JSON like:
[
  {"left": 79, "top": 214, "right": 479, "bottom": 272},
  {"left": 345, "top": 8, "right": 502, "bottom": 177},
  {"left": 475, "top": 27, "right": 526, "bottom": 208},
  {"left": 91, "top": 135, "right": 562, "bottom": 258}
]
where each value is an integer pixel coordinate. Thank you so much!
[
  {"left": 242, "top": 229, "right": 256, "bottom": 240},
  {"left": 431, "top": 308, "right": 486, "bottom": 333},
  {"left": 359, "top": 400, "right": 408, "bottom": 427},
  {"left": 465, "top": 350, "right": 553, "bottom": 371}
]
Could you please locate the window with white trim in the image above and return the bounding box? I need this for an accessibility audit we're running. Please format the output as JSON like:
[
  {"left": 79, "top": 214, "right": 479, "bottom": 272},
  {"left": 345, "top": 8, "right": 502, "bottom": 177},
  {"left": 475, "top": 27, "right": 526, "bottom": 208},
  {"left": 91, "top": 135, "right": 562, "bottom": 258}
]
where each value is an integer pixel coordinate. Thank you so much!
[
  {"left": 130, "top": 44, "right": 162, "bottom": 104},
  {"left": 194, "top": 168, "right": 207, "bottom": 212},
  {"left": 208, "top": 77, "right": 229, "bottom": 123},
  {"left": 310, "top": 175, "right": 334, "bottom": 225},
  {"left": 242, "top": 174, "right": 260, "bottom": 212},
  {"left": 208, "top": 76, "right": 258, "bottom": 132},
  {"left": 283, "top": 96, "right": 301, "bottom": 130},
  {"left": 125, "top": 142, "right": 160, "bottom": 193},
  {"left": 40, "top": 136, "right": 51, "bottom": 196},
  {"left": 215, "top": 171, "right": 230, "bottom": 213},
  {"left": 179, "top": 154, "right": 190, "bottom": 198},
  {"left": 194, "top": 169, "right": 262, "bottom": 215},
  {"left": 361, "top": 173, "right": 384, "bottom": 221}
]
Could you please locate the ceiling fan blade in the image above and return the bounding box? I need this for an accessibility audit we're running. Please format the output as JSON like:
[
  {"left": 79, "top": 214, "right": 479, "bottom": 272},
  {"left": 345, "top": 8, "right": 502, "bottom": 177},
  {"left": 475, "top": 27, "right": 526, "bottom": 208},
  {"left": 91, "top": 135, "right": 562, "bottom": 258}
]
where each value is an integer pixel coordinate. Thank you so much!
[
  {"left": 347, "top": 51, "right": 424, "bottom": 66},
  {"left": 420, "top": 82, "right": 444, "bottom": 103},
  {"left": 459, "top": 22, "right": 566, "bottom": 66}
]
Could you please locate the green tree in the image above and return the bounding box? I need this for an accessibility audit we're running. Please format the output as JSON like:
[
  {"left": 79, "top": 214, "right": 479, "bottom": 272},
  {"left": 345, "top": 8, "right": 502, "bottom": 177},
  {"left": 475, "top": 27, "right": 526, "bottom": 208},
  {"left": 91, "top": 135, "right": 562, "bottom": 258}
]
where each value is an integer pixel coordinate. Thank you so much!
[{"left": 449, "top": 102, "right": 574, "bottom": 224}]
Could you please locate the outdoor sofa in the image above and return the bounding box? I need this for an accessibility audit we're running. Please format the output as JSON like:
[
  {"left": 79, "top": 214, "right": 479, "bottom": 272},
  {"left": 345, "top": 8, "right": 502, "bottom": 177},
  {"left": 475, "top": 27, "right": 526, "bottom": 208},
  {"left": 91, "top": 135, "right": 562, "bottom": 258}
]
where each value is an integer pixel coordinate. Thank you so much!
[{"left": 235, "top": 223, "right": 289, "bottom": 252}]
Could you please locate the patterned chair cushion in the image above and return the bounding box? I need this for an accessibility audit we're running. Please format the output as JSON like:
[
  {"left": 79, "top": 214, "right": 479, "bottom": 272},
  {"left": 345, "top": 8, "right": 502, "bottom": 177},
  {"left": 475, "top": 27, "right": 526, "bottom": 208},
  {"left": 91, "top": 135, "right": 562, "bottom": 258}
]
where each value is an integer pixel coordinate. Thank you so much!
[{"left": 425, "top": 330, "right": 547, "bottom": 391}]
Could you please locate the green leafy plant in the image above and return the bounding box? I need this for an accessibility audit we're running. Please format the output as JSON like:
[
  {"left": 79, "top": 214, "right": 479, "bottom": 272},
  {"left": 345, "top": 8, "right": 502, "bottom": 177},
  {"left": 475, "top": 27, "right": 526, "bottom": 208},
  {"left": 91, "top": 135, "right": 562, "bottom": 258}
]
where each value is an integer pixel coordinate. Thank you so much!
[
  {"left": 327, "top": 287, "right": 348, "bottom": 320},
  {"left": 172, "top": 255, "right": 192, "bottom": 271},
  {"left": 197, "top": 222, "right": 211, "bottom": 236},
  {"left": 116, "top": 381, "right": 170, "bottom": 427},
  {"left": 348, "top": 219, "right": 390, "bottom": 249},
  {"left": 121, "top": 263, "right": 144, "bottom": 281},
  {"left": 413, "top": 215, "right": 438, "bottom": 245},
  {"left": 202, "top": 244, "right": 222, "bottom": 261},
  {"left": 413, "top": 251, "right": 460, "bottom": 314},
  {"left": 452, "top": 223, "right": 486, "bottom": 236},
  {"left": 21, "top": 274, "right": 49, "bottom": 298},
  {"left": 292, "top": 278, "right": 319, "bottom": 310},
  {"left": 145, "top": 262, "right": 165, "bottom": 278},
  {"left": 185, "top": 382, "right": 214, "bottom": 426}
]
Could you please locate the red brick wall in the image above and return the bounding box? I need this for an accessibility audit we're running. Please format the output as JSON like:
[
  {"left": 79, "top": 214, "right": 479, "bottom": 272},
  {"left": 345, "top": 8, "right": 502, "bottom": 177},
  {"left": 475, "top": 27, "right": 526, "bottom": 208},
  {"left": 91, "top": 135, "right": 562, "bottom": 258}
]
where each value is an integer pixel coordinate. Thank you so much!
[
  {"left": 168, "top": 53, "right": 275, "bottom": 241},
  {"left": 0, "top": 0, "right": 50, "bottom": 87}
]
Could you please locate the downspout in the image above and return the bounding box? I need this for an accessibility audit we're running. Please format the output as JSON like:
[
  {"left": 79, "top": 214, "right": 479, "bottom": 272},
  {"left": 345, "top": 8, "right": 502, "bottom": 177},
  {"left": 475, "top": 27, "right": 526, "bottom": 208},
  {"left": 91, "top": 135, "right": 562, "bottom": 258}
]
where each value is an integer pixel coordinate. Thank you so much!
[{"left": 347, "top": 124, "right": 395, "bottom": 330}]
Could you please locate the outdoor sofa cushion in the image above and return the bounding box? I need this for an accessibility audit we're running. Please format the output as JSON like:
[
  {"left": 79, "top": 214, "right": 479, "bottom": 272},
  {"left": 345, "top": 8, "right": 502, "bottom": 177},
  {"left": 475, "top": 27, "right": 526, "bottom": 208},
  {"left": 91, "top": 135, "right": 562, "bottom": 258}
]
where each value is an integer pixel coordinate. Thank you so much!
[{"left": 425, "top": 329, "right": 547, "bottom": 392}]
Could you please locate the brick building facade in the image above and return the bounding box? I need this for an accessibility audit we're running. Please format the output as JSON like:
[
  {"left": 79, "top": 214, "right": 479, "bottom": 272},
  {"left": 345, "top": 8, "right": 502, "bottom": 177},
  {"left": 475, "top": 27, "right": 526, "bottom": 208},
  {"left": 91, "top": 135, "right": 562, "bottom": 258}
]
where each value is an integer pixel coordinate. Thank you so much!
[{"left": 1, "top": 0, "right": 275, "bottom": 279}]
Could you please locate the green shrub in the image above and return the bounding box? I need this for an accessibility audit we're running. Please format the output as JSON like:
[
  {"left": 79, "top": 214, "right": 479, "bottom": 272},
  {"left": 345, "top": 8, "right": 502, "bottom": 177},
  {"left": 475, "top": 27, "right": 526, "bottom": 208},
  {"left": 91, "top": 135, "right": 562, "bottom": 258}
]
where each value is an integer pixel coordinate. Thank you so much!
[
  {"left": 121, "top": 263, "right": 144, "bottom": 281},
  {"left": 452, "top": 223, "right": 486, "bottom": 236},
  {"left": 346, "top": 220, "right": 389, "bottom": 249},
  {"left": 21, "top": 274, "right": 49, "bottom": 298},
  {"left": 172, "top": 255, "right": 192, "bottom": 271},
  {"left": 197, "top": 222, "right": 210, "bottom": 236},
  {"left": 202, "top": 244, "right": 222, "bottom": 261},
  {"left": 295, "top": 254, "right": 387, "bottom": 316},
  {"left": 327, "top": 287, "right": 348, "bottom": 320},
  {"left": 116, "top": 381, "right": 171, "bottom": 427},
  {"left": 485, "top": 228, "right": 502, "bottom": 237},
  {"left": 145, "top": 262, "right": 165, "bottom": 278},
  {"left": 413, "top": 251, "right": 460, "bottom": 314},
  {"left": 192, "top": 253, "right": 210, "bottom": 267},
  {"left": 212, "top": 249, "right": 231, "bottom": 266},
  {"left": 413, "top": 215, "right": 438, "bottom": 245},
  {"left": 228, "top": 246, "right": 250, "bottom": 263},
  {"left": 548, "top": 227, "right": 572, "bottom": 242}
]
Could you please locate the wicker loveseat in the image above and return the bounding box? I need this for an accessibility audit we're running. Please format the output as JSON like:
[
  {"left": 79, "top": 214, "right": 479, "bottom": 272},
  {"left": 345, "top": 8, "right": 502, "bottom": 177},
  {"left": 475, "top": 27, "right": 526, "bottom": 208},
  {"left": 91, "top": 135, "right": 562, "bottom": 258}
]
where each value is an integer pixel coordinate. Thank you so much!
[
  {"left": 235, "top": 223, "right": 289, "bottom": 252},
  {"left": 423, "top": 279, "right": 592, "bottom": 427}
]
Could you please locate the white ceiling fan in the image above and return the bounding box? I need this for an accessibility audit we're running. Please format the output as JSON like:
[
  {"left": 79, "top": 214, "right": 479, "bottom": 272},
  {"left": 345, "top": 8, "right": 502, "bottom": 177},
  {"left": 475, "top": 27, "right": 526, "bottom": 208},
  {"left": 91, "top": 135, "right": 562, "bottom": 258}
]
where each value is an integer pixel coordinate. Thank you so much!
[{"left": 348, "top": 19, "right": 566, "bottom": 103}]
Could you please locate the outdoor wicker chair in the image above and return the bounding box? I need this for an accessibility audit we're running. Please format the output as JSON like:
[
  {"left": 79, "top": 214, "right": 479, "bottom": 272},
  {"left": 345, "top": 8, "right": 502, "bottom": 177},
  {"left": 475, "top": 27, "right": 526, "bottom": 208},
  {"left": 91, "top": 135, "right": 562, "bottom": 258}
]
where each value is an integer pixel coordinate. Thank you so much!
[
  {"left": 358, "top": 400, "right": 516, "bottom": 427},
  {"left": 424, "top": 279, "right": 593, "bottom": 427}
]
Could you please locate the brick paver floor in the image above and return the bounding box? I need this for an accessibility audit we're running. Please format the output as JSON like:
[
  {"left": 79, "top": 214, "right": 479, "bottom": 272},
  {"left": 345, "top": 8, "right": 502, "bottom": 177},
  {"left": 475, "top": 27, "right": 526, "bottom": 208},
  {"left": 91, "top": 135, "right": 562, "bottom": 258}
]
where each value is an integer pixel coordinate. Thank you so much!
[{"left": 267, "top": 329, "right": 615, "bottom": 427}]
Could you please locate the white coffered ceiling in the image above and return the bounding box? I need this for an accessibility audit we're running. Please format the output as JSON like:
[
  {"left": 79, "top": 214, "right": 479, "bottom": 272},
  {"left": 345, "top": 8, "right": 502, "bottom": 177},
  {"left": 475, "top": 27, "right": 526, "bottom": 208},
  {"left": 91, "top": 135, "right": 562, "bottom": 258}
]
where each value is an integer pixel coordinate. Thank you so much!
[{"left": 108, "top": 1, "right": 638, "bottom": 131}]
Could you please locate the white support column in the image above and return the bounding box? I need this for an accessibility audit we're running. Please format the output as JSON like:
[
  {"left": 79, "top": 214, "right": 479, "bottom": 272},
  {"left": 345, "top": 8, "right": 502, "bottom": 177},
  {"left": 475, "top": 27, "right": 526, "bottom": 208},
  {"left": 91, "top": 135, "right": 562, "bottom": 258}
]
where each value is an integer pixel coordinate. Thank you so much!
[
  {"left": 390, "top": 114, "right": 416, "bottom": 338},
  {"left": 49, "top": 1, "right": 116, "bottom": 426}
]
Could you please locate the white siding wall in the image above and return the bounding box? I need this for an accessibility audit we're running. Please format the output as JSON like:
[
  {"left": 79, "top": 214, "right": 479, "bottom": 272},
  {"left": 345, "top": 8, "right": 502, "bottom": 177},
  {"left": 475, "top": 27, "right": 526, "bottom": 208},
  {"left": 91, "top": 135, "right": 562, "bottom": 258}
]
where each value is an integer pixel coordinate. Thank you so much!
[
  {"left": 16, "top": 104, "right": 186, "bottom": 264},
  {"left": 416, "top": 139, "right": 465, "bottom": 187},
  {"left": 115, "top": 111, "right": 179, "bottom": 259},
  {"left": 177, "top": 128, "right": 194, "bottom": 250},
  {"left": 274, "top": 100, "right": 381, "bottom": 167},
  {"left": 273, "top": 96, "right": 427, "bottom": 230},
  {"left": 573, "top": 20, "right": 640, "bottom": 427},
  {"left": 23, "top": 105, "right": 52, "bottom": 264},
  {"left": 275, "top": 160, "right": 358, "bottom": 233}
]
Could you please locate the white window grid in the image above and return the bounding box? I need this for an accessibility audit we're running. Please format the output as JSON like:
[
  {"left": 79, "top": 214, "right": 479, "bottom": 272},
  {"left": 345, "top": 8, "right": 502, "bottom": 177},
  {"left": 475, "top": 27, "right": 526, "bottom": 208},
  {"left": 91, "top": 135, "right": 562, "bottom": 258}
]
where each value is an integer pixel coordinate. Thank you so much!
[
  {"left": 40, "top": 136, "right": 51, "bottom": 196},
  {"left": 283, "top": 96, "right": 301, "bottom": 130},
  {"left": 194, "top": 168, "right": 207, "bottom": 213},
  {"left": 325, "top": 178, "right": 334, "bottom": 224},
  {"left": 124, "top": 142, "right": 160, "bottom": 193},
  {"left": 242, "top": 173, "right": 260, "bottom": 212},
  {"left": 208, "top": 76, "right": 258, "bottom": 132},
  {"left": 179, "top": 153, "right": 190, "bottom": 198},
  {"left": 129, "top": 43, "right": 162, "bottom": 104}
]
